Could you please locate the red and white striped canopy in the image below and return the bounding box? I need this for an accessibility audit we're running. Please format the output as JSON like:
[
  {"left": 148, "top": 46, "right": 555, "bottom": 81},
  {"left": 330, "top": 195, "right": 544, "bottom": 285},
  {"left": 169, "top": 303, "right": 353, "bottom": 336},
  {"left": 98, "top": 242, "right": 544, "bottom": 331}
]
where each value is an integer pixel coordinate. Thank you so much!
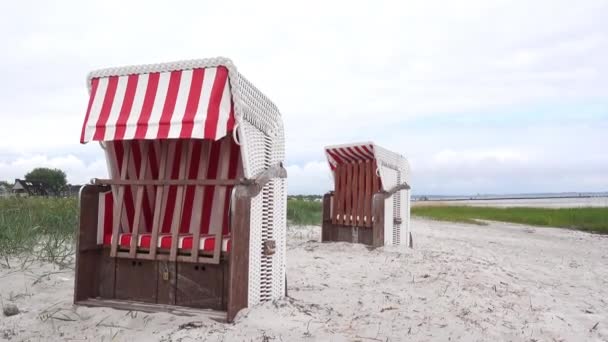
[
  {"left": 325, "top": 142, "right": 375, "bottom": 171},
  {"left": 81, "top": 66, "right": 235, "bottom": 143}
]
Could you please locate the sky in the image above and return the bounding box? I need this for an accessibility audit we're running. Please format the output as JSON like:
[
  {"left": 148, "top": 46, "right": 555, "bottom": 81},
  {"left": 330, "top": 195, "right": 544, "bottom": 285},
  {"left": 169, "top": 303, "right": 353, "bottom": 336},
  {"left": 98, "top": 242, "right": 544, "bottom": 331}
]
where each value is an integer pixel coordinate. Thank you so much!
[{"left": 0, "top": 0, "right": 606, "bottom": 195}]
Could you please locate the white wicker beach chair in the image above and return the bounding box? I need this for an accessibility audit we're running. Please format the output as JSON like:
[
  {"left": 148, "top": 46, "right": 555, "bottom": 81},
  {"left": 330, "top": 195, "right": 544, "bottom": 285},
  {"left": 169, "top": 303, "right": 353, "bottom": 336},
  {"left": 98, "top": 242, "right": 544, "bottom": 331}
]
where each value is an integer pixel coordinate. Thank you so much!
[
  {"left": 322, "top": 142, "right": 411, "bottom": 247},
  {"left": 74, "top": 57, "right": 287, "bottom": 322}
]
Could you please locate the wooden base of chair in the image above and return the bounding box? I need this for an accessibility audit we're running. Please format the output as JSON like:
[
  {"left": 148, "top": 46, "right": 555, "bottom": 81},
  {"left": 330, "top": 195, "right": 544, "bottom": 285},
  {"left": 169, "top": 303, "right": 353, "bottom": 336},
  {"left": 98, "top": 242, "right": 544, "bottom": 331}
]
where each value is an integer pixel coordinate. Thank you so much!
[
  {"left": 321, "top": 222, "right": 374, "bottom": 245},
  {"left": 75, "top": 184, "right": 251, "bottom": 322},
  {"left": 321, "top": 191, "right": 386, "bottom": 247},
  {"left": 75, "top": 248, "right": 229, "bottom": 310}
]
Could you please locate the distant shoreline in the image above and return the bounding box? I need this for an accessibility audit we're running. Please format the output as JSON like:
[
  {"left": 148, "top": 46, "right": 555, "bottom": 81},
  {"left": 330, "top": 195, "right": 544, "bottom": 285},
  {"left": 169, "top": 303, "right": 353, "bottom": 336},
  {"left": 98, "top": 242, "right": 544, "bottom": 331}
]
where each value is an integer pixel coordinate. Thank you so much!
[{"left": 415, "top": 194, "right": 608, "bottom": 202}]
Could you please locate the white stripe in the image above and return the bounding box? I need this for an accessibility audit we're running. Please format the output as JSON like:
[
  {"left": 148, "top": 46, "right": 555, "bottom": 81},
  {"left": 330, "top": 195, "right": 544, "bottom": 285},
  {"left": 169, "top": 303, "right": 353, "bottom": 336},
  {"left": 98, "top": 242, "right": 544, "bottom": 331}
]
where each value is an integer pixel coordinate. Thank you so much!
[
  {"left": 158, "top": 234, "right": 171, "bottom": 248},
  {"left": 200, "top": 236, "right": 210, "bottom": 250},
  {"left": 191, "top": 67, "right": 217, "bottom": 139},
  {"left": 124, "top": 74, "right": 149, "bottom": 140},
  {"left": 84, "top": 77, "right": 109, "bottom": 142},
  {"left": 145, "top": 72, "right": 171, "bottom": 139},
  {"left": 168, "top": 70, "right": 193, "bottom": 138},
  {"left": 178, "top": 235, "right": 187, "bottom": 248},
  {"left": 222, "top": 238, "right": 229, "bottom": 252},
  {"left": 214, "top": 77, "right": 231, "bottom": 139},
  {"left": 103, "top": 75, "right": 129, "bottom": 141},
  {"left": 138, "top": 233, "right": 147, "bottom": 246}
]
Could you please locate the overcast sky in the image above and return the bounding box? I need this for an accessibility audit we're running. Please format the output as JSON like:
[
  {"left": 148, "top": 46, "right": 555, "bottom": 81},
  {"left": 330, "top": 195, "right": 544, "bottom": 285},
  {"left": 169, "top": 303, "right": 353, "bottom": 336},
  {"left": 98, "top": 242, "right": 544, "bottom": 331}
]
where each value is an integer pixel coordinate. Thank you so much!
[{"left": 0, "top": 0, "right": 606, "bottom": 195}]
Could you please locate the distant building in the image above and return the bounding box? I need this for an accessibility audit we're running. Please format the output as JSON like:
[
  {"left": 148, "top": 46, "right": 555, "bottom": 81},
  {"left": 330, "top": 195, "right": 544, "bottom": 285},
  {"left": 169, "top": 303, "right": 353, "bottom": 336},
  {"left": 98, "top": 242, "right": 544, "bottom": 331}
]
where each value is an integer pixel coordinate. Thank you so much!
[
  {"left": 59, "top": 184, "right": 82, "bottom": 197},
  {"left": 12, "top": 179, "right": 55, "bottom": 197}
]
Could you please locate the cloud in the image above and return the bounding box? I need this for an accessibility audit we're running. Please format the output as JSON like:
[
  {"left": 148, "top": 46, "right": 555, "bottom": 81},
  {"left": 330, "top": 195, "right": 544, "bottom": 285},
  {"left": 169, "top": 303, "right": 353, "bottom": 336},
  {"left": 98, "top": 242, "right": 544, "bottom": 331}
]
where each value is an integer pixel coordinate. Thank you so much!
[
  {"left": 0, "top": 154, "right": 107, "bottom": 185},
  {"left": 286, "top": 162, "right": 333, "bottom": 195},
  {"left": 0, "top": 0, "right": 606, "bottom": 194}
]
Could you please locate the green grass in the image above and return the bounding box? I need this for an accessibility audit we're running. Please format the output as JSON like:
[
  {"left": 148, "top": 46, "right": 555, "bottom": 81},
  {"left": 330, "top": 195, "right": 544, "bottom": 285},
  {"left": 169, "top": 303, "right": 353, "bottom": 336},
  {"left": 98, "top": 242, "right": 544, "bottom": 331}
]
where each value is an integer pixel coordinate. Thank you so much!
[
  {"left": 287, "top": 198, "right": 322, "bottom": 226},
  {"left": 0, "top": 197, "right": 77, "bottom": 268},
  {"left": 412, "top": 205, "right": 608, "bottom": 233}
]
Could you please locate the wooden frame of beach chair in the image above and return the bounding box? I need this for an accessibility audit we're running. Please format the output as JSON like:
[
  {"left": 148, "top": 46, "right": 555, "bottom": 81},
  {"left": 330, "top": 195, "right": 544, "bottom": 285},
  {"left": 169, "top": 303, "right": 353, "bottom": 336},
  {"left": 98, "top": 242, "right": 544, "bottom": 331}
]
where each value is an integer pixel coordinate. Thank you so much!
[
  {"left": 322, "top": 142, "right": 411, "bottom": 247},
  {"left": 73, "top": 58, "right": 287, "bottom": 322}
]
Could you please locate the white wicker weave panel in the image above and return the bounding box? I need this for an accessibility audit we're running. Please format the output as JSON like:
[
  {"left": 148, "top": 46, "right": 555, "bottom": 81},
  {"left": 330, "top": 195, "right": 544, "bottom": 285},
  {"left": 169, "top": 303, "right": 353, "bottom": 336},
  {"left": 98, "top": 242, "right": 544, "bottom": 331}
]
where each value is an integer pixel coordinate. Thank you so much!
[
  {"left": 384, "top": 197, "right": 394, "bottom": 246},
  {"left": 271, "top": 178, "right": 287, "bottom": 298},
  {"left": 240, "top": 120, "right": 268, "bottom": 178},
  {"left": 381, "top": 168, "right": 398, "bottom": 245},
  {"left": 402, "top": 189, "right": 411, "bottom": 246},
  {"left": 248, "top": 192, "right": 263, "bottom": 306},
  {"left": 233, "top": 74, "right": 282, "bottom": 140},
  {"left": 259, "top": 182, "right": 273, "bottom": 302},
  {"left": 393, "top": 191, "right": 401, "bottom": 245}
]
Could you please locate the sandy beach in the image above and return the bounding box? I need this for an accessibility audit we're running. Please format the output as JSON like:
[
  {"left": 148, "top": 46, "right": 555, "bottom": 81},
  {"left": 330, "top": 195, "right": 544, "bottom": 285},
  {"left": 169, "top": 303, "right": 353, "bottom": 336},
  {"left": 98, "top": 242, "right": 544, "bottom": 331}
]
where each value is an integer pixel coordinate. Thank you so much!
[{"left": 1, "top": 217, "right": 607, "bottom": 341}]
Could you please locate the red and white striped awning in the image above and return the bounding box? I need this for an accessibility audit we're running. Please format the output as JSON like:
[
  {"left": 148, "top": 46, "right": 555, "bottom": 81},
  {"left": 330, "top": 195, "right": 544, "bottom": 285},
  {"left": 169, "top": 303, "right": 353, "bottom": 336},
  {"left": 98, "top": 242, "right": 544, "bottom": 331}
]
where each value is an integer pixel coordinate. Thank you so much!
[
  {"left": 80, "top": 66, "right": 235, "bottom": 143},
  {"left": 325, "top": 142, "right": 375, "bottom": 171}
]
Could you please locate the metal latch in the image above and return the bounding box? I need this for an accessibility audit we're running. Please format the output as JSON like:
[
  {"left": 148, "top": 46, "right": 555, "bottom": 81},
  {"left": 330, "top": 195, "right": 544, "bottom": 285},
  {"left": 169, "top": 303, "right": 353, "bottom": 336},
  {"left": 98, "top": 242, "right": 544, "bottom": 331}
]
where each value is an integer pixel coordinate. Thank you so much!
[{"left": 263, "top": 240, "right": 276, "bottom": 256}]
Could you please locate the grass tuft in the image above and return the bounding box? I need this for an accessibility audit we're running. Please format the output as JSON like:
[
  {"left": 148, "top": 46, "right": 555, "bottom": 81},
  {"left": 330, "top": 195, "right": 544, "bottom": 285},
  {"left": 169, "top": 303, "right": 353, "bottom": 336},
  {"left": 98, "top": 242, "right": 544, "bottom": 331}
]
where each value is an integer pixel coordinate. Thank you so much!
[
  {"left": 0, "top": 197, "right": 77, "bottom": 268},
  {"left": 287, "top": 198, "right": 322, "bottom": 226}
]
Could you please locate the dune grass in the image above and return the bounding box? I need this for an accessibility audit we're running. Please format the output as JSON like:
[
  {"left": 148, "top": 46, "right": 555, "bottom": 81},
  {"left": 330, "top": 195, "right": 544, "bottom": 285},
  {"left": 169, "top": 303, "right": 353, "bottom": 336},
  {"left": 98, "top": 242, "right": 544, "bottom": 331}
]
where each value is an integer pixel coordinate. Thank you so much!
[
  {"left": 0, "top": 197, "right": 77, "bottom": 268},
  {"left": 287, "top": 198, "right": 322, "bottom": 226},
  {"left": 412, "top": 205, "right": 608, "bottom": 233}
]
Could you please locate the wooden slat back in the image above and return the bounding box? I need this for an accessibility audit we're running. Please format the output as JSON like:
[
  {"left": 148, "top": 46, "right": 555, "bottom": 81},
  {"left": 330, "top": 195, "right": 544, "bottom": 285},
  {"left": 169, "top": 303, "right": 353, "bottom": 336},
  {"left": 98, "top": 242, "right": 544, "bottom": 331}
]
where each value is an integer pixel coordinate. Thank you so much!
[
  {"left": 344, "top": 164, "right": 353, "bottom": 225},
  {"left": 331, "top": 160, "right": 379, "bottom": 228},
  {"left": 351, "top": 163, "right": 359, "bottom": 226},
  {"left": 357, "top": 162, "right": 365, "bottom": 226}
]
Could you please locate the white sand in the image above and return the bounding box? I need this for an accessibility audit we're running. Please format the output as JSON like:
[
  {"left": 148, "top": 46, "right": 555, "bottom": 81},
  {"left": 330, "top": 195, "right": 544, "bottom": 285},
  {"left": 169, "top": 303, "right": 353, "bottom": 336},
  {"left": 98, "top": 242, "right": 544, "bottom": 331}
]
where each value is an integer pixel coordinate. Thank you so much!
[{"left": 1, "top": 219, "right": 607, "bottom": 341}]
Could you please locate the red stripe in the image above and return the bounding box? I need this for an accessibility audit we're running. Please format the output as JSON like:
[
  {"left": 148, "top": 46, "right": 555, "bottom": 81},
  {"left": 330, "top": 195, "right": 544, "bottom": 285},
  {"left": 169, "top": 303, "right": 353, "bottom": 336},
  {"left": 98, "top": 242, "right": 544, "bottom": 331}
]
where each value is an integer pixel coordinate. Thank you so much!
[
  {"left": 80, "top": 78, "right": 100, "bottom": 143},
  {"left": 326, "top": 149, "right": 345, "bottom": 164},
  {"left": 347, "top": 147, "right": 364, "bottom": 162},
  {"left": 141, "top": 140, "right": 158, "bottom": 231},
  {"left": 361, "top": 145, "right": 374, "bottom": 158},
  {"left": 204, "top": 66, "right": 229, "bottom": 139},
  {"left": 157, "top": 71, "right": 182, "bottom": 139},
  {"left": 149, "top": 142, "right": 160, "bottom": 179},
  {"left": 179, "top": 68, "right": 205, "bottom": 138},
  {"left": 180, "top": 140, "right": 203, "bottom": 232},
  {"left": 352, "top": 146, "right": 368, "bottom": 160},
  {"left": 225, "top": 99, "right": 236, "bottom": 134},
  {"left": 114, "top": 75, "right": 139, "bottom": 140},
  {"left": 336, "top": 147, "right": 355, "bottom": 163},
  {"left": 161, "top": 141, "right": 184, "bottom": 233},
  {"left": 93, "top": 76, "right": 119, "bottom": 141},
  {"left": 199, "top": 141, "right": 222, "bottom": 234},
  {"left": 104, "top": 192, "right": 113, "bottom": 236},
  {"left": 222, "top": 138, "right": 240, "bottom": 235},
  {"left": 134, "top": 73, "right": 160, "bottom": 139}
]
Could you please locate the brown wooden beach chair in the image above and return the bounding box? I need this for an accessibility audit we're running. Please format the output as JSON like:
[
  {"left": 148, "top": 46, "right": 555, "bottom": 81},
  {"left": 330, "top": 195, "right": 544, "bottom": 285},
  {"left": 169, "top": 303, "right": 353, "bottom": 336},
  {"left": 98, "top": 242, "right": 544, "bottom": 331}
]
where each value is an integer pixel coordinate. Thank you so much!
[
  {"left": 74, "top": 57, "right": 287, "bottom": 322},
  {"left": 322, "top": 142, "right": 411, "bottom": 247}
]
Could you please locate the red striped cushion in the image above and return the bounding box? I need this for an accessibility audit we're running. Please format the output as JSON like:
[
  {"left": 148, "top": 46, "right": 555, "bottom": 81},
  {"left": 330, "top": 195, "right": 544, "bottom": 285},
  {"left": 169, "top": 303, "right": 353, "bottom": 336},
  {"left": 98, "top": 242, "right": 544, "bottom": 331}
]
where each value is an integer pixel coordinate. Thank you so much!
[{"left": 102, "top": 233, "right": 231, "bottom": 252}]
